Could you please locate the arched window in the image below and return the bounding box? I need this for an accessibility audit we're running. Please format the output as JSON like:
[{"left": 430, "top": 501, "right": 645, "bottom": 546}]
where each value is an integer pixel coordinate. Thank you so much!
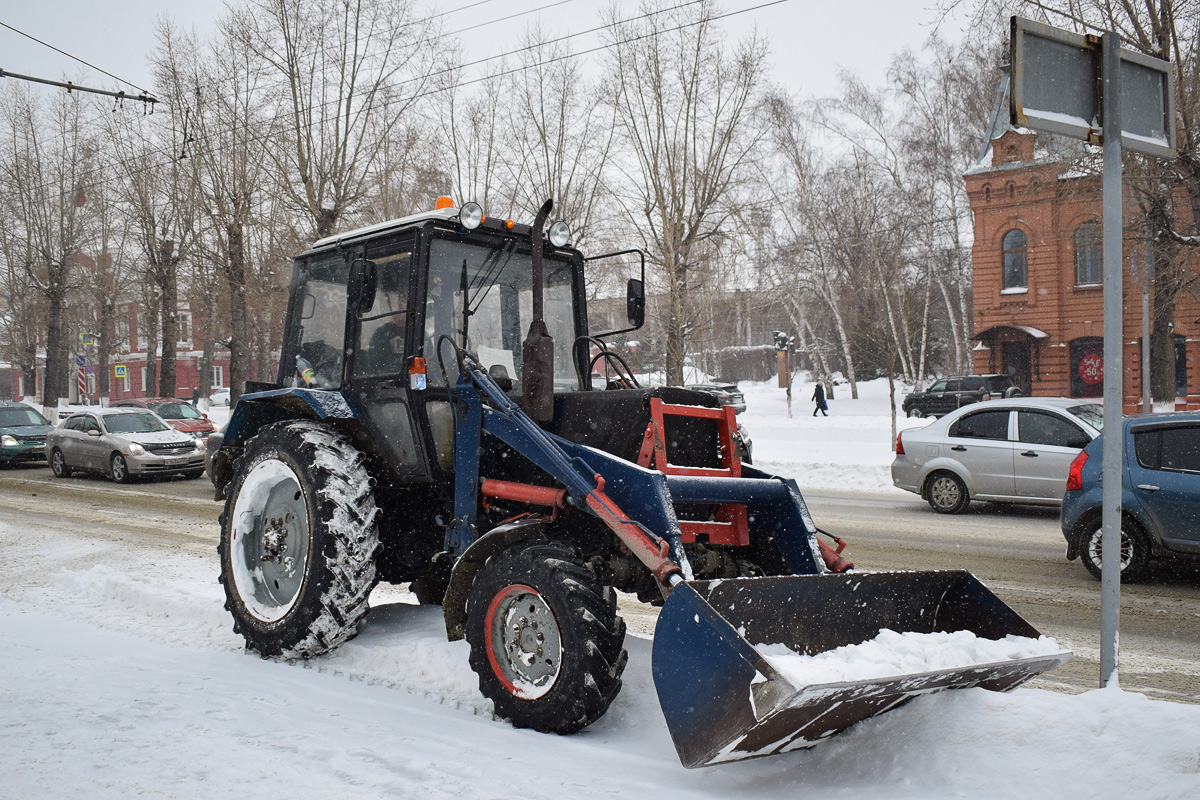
[
  {"left": 1075, "top": 222, "right": 1102, "bottom": 285},
  {"left": 1002, "top": 229, "right": 1028, "bottom": 290},
  {"left": 983, "top": 184, "right": 992, "bottom": 202}
]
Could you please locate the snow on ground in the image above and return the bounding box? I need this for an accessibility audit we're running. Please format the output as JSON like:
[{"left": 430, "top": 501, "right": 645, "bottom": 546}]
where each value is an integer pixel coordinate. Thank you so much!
[
  {"left": 3, "top": 381, "right": 1200, "bottom": 797},
  {"left": 740, "top": 376, "right": 927, "bottom": 493}
]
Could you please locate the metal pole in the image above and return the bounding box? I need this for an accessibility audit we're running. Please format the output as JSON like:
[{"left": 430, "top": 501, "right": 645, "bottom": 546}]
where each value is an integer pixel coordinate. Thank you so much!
[
  {"left": 1099, "top": 30, "right": 1124, "bottom": 689},
  {"left": 1142, "top": 277, "right": 1152, "bottom": 413}
]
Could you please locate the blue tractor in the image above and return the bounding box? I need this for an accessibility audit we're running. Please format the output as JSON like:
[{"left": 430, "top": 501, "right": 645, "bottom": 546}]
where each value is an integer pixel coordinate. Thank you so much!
[{"left": 212, "top": 199, "right": 1068, "bottom": 767}]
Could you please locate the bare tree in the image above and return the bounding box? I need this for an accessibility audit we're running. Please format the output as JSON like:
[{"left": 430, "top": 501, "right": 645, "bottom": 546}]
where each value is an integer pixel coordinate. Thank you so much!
[
  {"left": 230, "top": 0, "right": 438, "bottom": 240},
  {"left": 605, "top": 0, "right": 768, "bottom": 385},
  {"left": 0, "top": 86, "right": 94, "bottom": 414}
]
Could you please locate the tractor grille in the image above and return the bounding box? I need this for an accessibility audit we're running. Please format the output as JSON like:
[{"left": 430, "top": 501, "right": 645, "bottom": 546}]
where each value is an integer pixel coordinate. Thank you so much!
[{"left": 142, "top": 441, "right": 196, "bottom": 456}]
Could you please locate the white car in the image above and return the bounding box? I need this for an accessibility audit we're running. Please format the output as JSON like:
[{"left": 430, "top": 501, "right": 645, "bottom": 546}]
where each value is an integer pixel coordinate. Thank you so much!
[
  {"left": 891, "top": 397, "right": 1104, "bottom": 513},
  {"left": 209, "top": 388, "right": 231, "bottom": 406}
]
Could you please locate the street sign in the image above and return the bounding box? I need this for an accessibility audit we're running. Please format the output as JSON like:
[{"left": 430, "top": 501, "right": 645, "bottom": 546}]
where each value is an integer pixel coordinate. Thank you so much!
[
  {"left": 80, "top": 332, "right": 96, "bottom": 346},
  {"left": 1011, "top": 16, "right": 1175, "bottom": 158},
  {"left": 75, "top": 354, "right": 86, "bottom": 367},
  {"left": 114, "top": 365, "right": 127, "bottom": 378}
]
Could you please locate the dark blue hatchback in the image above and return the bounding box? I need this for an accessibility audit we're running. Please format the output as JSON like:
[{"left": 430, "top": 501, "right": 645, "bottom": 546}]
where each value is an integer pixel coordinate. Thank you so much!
[{"left": 1061, "top": 411, "right": 1200, "bottom": 582}]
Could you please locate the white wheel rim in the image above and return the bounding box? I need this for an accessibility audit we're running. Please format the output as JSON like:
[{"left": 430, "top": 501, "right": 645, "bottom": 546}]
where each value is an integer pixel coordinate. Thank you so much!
[{"left": 230, "top": 459, "right": 311, "bottom": 623}]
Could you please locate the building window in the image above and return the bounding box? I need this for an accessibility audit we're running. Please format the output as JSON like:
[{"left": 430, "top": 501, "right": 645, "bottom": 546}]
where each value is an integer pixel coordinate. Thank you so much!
[
  {"left": 177, "top": 312, "right": 192, "bottom": 345},
  {"left": 1070, "top": 337, "right": 1104, "bottom": 398},
  {"left": 140, "top": 367, "right": 147, "bottom": 394},
  {"left": 1075, "top": 222, "right": 1102, "bottom": 285},
  {"left": 1002, "top": 229, "right": 1028, "bottom": 291},
  {"left": 122, "top": 370, "right": 131, "bottom": 393},
  {"left": 213, "top": 365, "right": 224, "bottom": 388},
  {"left": 1175, "top": 334, "right": 1187, "bottom": 397}
]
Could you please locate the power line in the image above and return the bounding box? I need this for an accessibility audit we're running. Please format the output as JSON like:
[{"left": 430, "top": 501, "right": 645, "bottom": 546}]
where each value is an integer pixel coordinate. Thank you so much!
[
  {"left": 0, "top": 20, "right": 153, "bottom": 95},
  {"left": 5, "top": 1, "right": 788, "bottom": 213}
]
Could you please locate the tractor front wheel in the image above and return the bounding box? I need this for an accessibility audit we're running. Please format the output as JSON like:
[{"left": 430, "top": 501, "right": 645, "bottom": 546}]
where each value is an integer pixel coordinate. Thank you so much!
[
  {"left": 466, "top": 540, "right": 627, "bottom": 734},
  {"left": 218, "top": 420, "right": 380, "bottom": 658}
]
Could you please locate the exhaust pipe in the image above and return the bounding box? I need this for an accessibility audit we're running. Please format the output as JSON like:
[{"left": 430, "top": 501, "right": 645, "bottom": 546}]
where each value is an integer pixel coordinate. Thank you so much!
[{"left": 521, "top": 198, "right": 555, "bottom": 422}]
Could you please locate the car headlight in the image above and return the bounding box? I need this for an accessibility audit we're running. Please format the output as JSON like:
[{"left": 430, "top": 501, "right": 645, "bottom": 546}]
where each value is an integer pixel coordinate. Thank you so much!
[
  {"left": 128, "top": 443, "right": 145, "bottom": 456},
  {"left": 195, "top": 437, "right": 206, "bottom": 450},
  {"left": 1, "top": 435, "right": 17, "bottom": 447}
]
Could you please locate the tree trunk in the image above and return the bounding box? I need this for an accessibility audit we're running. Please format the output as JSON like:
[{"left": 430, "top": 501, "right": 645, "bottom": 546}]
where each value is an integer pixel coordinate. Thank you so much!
[
  {"left": 159, "top": 241, "right": 179, "bottom": 398},
  {"left": 43, "top": 290, "right": 68, "bottom": 414},
  {"left": 227, "top": 221, "right": 249, "bottom": 404}
]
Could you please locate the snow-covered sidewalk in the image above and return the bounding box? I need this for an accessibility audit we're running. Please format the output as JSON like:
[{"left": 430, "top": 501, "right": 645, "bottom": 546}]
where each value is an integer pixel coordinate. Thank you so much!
[{"left": 3, "top": 517, "right": 1200, "bottom": 799}]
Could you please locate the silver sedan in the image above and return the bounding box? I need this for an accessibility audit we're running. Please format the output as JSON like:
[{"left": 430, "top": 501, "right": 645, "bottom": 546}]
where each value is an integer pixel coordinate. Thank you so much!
[
  {"left": 891, "top": 397, "right": 1103, "bottom": 514},
  {"left": 46, "top": 407, "right": 206, "bottom": 483}
]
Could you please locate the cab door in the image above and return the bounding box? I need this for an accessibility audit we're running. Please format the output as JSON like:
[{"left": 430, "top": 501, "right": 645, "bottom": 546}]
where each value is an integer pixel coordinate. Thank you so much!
[{"left": 345, "top": 234, "right": 428, "bottom": 480}]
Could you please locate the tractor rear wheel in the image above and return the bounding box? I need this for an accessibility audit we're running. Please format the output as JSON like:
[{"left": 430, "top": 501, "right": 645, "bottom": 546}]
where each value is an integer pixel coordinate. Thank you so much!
[
  {"left": 218, "top": 420, "right": 380, "bottom": 658},
  {"left": 466, "top": 540, "right": 627, "bottom": 734}
]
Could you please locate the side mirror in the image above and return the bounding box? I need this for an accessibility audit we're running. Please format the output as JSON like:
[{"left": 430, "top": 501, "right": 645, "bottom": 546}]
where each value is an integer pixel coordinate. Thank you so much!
[
  {"left": 348, "top": 258, "right": 378, "bottom": 316},
  {"left": 87, "top": 429, "right": 101, "bottom": 437},
  {"left": 626, "top": 278, "right": 645, "bottom": 329}
]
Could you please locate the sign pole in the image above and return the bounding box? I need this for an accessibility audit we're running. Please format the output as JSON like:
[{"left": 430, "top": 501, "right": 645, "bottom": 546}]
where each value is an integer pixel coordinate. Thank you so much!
[{"left": 1099, "top": 30, "right": 1123, "bottom": 688}]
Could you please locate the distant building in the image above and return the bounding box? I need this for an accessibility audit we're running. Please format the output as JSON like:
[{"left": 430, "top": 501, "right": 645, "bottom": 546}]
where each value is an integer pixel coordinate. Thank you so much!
[{"left": 965, "top": 127, "right": 1200, "bottom": 412}]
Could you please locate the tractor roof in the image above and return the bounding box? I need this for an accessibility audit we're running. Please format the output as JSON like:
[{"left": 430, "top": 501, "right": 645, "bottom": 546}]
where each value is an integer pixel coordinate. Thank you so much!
[{"left": 307, "top": 207, "right": 460, "bottom": 252}]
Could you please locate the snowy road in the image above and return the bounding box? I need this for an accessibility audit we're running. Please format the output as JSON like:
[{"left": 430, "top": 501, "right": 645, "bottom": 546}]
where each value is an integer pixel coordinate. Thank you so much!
[{"left": 2, "top": 459, "right": 1200, "bottom": 797}]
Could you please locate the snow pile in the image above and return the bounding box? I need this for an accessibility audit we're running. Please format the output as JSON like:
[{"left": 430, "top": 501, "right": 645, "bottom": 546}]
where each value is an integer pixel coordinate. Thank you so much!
[
  {"left": 757, "top": 629, "right": 1065, "bottom": 687},
  {"left": 739, "top": 376, "right": 927, "bottom": 492}
]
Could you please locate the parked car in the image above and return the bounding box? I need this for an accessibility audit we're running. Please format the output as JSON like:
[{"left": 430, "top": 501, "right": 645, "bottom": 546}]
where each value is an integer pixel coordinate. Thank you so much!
[
  {"left": 892, "top": 397, "right": 1103, "bottom": 514},
  {"left": 209, "top": 388, "right": 231, "bottom": 406},
  {"left": 110, "top": 397, "right": 217, "bottom": 441},
  {"left": 1061, "top": 412, "right": 1200, "bottom": 583},
  {"left": 902, "top": 374, "right": 1022, "bottom": 418},
  {"left": 685, "top": 380, "right": 747, "bottom": 414},
  {"left": 0, "top": 401, "right": 53, "bottom": 464},
  {"left": 46, "top": 407, "right": 206, "bottom": 483}
]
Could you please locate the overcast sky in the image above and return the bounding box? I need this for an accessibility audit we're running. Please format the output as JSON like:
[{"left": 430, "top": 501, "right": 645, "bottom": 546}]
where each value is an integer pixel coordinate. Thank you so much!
[{"left": 1, "top": 1, "right": 968, "bottom": 102}]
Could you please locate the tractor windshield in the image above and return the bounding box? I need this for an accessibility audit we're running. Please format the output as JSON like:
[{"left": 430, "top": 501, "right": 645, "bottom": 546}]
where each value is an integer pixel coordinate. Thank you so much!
[{"left": 426, "top": 237, "right": 579, "bottom": 391}]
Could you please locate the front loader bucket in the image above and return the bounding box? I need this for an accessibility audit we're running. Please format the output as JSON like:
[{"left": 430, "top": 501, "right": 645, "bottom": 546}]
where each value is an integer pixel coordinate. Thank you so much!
[{"left": 651, "top": 571, "right": 1071, "bottom": 768}]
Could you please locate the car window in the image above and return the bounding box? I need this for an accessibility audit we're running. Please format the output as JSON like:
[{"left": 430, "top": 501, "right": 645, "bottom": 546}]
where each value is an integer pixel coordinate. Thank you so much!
[
  {"left": 103, "top": 413, "right": 170, "bottom": 434},
  {"left": 948, "top": 409, "right": 1010, "bottom": 440},
  {"left": 928, "top": 380, "right": 947, "bottom": 392},
  {"left": 1161, "top": 426, "right": 1200, "bottom": 472},
  {"left": 81, "top": 416, "right": 101, "bottom": 433},
  {"left": 63, "top": 416, "right": 82, "bottom": 431},
  {"left": 1067, "top": 404, "right": 1104, "bottom": 431},
  {"left": 149, "top": 401, "right": 201, "bottom": 420},
  {"left": 1018, "top": 411, "right": 1087, "bottom": 448},
  {"left": 985, "top": 375, "right": 1012, "bottom": 392},
  {"left": 945, "top": 379, "right": 964, "bottom": 392},
  {"left": 0, "top": 407, "right": 49, "bottom": 427},
  {"left": 962, "top": 377, "right": 984, "bottom": 391}
]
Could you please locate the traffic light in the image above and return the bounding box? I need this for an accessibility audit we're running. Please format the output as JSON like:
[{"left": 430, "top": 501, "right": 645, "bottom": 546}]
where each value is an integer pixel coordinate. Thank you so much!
[{"left": 773, "top": 331, "right": 788, "bottom": 351}]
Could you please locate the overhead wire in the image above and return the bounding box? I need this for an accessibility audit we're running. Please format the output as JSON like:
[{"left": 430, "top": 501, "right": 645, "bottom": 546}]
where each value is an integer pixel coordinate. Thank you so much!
[
  {"left": 4, "top": 1, "right": 789, "bottom": 215},
  {"left": 0, "top": 20, "right": 154, "bottom": 96}
]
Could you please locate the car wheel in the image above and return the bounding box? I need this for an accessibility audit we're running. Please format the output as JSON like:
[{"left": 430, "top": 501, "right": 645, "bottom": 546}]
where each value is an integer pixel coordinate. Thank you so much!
[
  {"left": 926, "top": 471, "right": 970, "bottom": 514},
  {"left": 110, "top": 453, "right": 131, "bottom": 484},
  {"left": 907, "top": 408, "right": 924, "bottom": 419},
  {"left": 1078, "top": 517, "right": 1151, "bottom": 583},
  {"left": 50, "top": 448, "right": 72, "bottom": 478}
]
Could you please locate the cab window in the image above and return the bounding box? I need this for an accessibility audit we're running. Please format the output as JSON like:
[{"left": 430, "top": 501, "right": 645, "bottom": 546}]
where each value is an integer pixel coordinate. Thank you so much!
[
  {"left": 286, "top": 252, "right": 350, "bottom": 389},
  {"left": 928, "top": 379, "right": 948, "bottom": 392},
  {"left": 354, "top": 239, "right": 414, "bottom": 379},
  {"left": 949, "top": 409, "right": 1010, "bottom": 440}
]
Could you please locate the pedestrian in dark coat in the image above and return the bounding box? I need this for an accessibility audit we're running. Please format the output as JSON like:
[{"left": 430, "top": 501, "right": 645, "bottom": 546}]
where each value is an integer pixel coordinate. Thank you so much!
[{"left": 812, "top": 383, "right": 828, "bottom": 416}]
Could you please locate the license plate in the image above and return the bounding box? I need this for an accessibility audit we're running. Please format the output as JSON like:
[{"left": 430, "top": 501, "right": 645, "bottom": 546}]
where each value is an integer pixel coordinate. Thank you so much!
[{"left": 164, "top": 456, "right": 188, "bottom": 465}]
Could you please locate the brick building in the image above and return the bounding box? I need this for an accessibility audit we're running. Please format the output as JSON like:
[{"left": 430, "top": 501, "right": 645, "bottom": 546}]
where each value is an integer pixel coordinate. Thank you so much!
[
  {"left": 7, "top": 300, "right": 241, "bottom": 406},
  {"left": 965, "top": 128, "right": 1200, "bottom": 412}
]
